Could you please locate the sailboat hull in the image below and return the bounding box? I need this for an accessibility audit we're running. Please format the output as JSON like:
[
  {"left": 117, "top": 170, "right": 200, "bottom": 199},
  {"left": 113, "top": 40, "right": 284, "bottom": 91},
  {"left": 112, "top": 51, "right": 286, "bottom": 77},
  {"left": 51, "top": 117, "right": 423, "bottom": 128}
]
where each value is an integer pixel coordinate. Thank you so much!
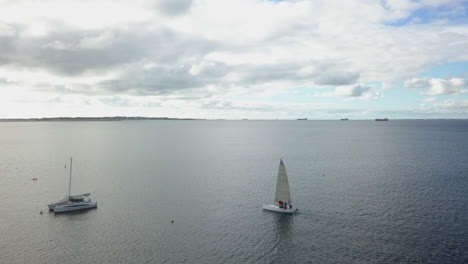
[
  {"left": 262, "top": 205, "right": 295, "bottom": 214},
  {"left": 53, "top": 202, "right": 97, "bottom": 213},
  {"left": 48, "top": 193, "right": 91, "bottom": 210}
]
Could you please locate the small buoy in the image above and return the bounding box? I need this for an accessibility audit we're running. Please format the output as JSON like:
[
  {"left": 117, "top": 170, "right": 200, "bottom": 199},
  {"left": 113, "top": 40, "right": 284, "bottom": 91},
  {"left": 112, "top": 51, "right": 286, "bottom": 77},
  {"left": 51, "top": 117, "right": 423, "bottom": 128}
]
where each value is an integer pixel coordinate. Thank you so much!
[
  {"left": 171, "top": 220, "right": 174, "bottom": 223},
  {"left": 40, "top": 210, "right": 43, "bottom": 214}
]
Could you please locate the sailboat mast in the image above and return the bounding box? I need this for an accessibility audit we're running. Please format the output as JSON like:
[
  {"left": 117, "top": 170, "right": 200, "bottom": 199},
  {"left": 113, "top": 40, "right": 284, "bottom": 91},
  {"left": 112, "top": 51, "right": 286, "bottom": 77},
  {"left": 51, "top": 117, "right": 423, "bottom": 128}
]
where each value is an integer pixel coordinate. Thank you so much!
[{"left": 68, "top": 157, "right": 72, "bottom": 198}]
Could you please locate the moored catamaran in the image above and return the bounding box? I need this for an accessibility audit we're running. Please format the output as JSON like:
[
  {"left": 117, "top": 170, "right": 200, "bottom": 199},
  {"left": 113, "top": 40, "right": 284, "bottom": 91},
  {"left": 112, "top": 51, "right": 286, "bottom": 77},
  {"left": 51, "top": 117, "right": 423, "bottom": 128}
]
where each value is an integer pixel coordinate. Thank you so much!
[{"left": 48, "top": 157, "right": 97, "bottom": 213}]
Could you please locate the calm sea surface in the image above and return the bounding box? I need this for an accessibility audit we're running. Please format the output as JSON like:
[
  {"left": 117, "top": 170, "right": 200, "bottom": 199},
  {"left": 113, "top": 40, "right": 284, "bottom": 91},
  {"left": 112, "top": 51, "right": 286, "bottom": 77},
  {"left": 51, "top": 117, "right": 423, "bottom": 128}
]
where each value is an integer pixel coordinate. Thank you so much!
[{"left": 0, "top": 120, "right": 467, "bottom": 263}]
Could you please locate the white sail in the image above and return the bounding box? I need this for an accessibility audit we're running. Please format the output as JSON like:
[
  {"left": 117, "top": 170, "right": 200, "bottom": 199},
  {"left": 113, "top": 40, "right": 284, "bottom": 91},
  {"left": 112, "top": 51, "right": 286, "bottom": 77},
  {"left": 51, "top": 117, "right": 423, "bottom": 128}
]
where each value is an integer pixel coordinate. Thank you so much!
[{"left": 275, "top": 159, "right": 291, "bottom": 205}]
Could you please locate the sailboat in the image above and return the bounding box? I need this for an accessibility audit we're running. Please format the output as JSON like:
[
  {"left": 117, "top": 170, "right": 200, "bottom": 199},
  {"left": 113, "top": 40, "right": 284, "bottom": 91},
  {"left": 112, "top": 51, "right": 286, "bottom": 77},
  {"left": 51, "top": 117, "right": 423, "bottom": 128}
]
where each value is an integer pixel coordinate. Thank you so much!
[
  {"left": 48, "top": 157, "right": 97, "bottom": 213},
  {"left": 263, "top": 159, "right": 297, "bottom": 214}
]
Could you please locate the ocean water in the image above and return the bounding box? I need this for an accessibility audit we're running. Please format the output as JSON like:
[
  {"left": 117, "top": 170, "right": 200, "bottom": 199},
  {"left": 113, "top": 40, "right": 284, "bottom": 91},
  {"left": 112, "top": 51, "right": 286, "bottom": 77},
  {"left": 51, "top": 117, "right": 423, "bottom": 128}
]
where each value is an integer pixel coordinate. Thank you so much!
[{"left": 0, "top": 120, "right": 467, "bottom": 264}]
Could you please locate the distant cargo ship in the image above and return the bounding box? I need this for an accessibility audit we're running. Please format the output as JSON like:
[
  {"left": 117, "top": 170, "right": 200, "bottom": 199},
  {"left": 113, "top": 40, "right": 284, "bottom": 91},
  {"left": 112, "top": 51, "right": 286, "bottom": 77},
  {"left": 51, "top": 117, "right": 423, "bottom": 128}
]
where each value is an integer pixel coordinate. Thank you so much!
[
  {"left": 297, "top": 118, "right": 307, "bottom": 120},
  {"left": 340, "top": 118, "right": 348, "bottom": 121},
  {"left": 375, "top": 118, "right": 389, "bottom": 121}
]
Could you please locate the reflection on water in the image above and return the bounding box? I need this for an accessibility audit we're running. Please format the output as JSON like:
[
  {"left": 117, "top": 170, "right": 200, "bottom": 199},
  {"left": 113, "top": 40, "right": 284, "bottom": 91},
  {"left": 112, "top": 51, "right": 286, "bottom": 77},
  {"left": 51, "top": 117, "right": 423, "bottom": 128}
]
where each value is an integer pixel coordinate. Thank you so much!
[
  {"left": 273, "top": 213, "right": 294, "bottom": 240},
  {"left": 271, "top": 213, "right": 295, "bottom": 263}
]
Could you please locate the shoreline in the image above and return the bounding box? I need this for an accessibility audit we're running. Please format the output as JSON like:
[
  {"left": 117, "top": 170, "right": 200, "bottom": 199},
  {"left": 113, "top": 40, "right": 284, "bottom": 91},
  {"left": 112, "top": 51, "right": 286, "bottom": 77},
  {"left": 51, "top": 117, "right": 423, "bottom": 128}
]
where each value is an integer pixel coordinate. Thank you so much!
[{"left": 0, "top": 117, "right": 198, "bottom": 122}]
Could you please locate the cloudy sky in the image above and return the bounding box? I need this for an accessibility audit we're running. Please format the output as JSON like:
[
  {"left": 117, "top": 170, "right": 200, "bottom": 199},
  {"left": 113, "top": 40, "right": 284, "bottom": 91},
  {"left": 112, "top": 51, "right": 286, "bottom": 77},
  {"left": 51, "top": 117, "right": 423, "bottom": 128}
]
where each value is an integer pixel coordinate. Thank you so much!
[{"left": 1, "top": 0, "right": 467, "bottom": 119}]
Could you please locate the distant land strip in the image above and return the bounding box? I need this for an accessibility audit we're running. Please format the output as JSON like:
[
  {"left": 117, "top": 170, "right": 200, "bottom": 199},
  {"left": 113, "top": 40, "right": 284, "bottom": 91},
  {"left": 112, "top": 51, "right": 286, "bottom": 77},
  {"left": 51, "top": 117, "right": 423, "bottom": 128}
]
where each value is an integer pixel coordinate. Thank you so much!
[{"left": 0, "top": 117, "right": 199, "bottom": 122}]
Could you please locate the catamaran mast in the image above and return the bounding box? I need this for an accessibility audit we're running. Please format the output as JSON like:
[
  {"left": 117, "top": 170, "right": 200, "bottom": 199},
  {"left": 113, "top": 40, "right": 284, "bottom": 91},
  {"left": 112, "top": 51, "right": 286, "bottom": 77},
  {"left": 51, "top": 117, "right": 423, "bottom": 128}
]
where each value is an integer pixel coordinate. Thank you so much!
[{"left": 68, "top": 157, "right": 72, "bottom": 198}]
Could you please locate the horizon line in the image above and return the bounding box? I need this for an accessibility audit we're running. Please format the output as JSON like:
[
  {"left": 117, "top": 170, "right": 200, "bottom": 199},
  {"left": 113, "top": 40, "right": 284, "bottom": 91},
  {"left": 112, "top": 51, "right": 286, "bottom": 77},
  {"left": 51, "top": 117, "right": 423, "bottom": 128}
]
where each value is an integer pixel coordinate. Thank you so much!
[{"left": 0, "top": 116, "right": 467, "bottom": 122}]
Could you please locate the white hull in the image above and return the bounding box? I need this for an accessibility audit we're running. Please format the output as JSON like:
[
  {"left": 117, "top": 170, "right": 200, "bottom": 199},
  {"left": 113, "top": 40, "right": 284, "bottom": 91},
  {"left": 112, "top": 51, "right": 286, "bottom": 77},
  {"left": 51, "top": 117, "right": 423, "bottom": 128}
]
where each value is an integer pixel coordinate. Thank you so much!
[
  {"left": 262, "top": 205, "right": 295, "bottom": 214},
  {"left": 53, "top": 201, "right": 97, "bottom": 213}
]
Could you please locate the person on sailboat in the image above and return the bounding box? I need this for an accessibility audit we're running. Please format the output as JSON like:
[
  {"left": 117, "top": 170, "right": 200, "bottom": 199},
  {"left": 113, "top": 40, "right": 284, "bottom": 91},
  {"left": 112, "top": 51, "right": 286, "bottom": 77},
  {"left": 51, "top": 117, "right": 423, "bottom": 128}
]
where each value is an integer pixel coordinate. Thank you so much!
[
  {"left": 284, "top": 202, "right": 288, "bottom": 209},
  {"left": 278, "top": 200, "right": 283, "bottom": 208}
]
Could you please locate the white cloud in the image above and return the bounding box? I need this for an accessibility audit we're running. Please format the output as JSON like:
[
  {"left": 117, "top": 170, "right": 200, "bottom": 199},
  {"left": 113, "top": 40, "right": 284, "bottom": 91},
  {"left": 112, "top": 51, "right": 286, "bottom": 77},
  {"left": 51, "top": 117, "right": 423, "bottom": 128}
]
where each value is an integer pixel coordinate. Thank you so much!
[
  {"left": 78, "top": 32, "right": 115, "bottom": 49},
  {"left": 42, "top": 40, "right": 72, "bottom": 50},
  {"left": 434, "top": 99, "right": 468, "bottom": 111},
  {"left": 405, "top": 77, "right": 468, "bottom": 95},
  {"left": 0, "top": 22, "right": 16, "bottom": 36},
  {"left": 0, "top": 0, "right": 155, "bottom": 30},
  {"left": 420, "top": 99, "right": 468, "bottom": 113},
  {"left": 0, "top": 0, "right": 467, "bottom": 118}
]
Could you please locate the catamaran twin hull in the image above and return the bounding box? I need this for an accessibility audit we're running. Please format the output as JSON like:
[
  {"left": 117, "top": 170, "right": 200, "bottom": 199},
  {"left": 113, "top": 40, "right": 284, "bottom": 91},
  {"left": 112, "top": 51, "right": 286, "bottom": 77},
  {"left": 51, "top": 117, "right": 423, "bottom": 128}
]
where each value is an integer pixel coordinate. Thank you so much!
[
  {"left": 48, "top": 193, "right": 91, "bottom": 210},
  {"left": 53, "top": 201, "right": 97, "bottom": 213}
]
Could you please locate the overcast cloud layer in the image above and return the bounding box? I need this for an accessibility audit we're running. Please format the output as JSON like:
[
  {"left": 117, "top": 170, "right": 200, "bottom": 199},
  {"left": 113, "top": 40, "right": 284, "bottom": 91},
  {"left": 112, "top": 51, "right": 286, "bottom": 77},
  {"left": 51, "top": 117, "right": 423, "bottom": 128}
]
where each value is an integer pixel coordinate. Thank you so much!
[{"left": 1, "top": 0, "right": 468, "bottom": 119}]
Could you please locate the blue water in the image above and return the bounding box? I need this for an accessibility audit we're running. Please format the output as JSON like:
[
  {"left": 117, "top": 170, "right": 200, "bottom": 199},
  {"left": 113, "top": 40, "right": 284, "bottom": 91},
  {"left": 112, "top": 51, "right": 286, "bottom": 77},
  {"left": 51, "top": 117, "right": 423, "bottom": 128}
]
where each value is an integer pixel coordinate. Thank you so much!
[{"left": 0, "top": 120, "right": 467, "bottom": 263}]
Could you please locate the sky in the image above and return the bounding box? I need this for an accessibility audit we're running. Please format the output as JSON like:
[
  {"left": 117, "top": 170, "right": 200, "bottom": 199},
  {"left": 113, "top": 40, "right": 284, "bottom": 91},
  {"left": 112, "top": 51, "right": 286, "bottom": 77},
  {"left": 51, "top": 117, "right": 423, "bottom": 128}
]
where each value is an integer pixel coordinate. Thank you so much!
[{"left": 0, "top": 0, "right": 468, "bottom": 119}]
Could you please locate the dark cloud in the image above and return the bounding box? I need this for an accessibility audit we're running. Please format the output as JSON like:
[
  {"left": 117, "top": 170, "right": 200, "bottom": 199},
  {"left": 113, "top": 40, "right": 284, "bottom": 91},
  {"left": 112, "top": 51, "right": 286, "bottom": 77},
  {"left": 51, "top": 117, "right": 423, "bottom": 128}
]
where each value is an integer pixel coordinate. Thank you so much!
[
  {"left": 0, "top": 23, "right": 217, "bottom": 75},
  {"left": 1, "top": 20, "right": 361, "bottom": 96},
  {"left": 404, "top": 77, "right": 430, "bottom": 89},
  {"left": 228, "top": 61, "right": 360, "bottom": 87},
  {"left": 36, "top": 59, "right": 361, "bottom": 96},
  {"left": 157, "top": 0, "right": 193, "bottom": 16},
  {"left": 0, "top": 77, "right": 15, "bottom": 85},
  {"left": 328, "top": 84, "right": 375, "bottom": 98},
  {"left": 314, "top": 71, "right": 360, "bottom": 86},
  {"left": 100, "top": 65, "right": 201, "bottom": 94},
  {"left": 0, "top": 36, "right": 18, "bottom": 65},
  {"left": 237, "top": 63, "right": 303, "bottom": 85},
  {"left": 348, "top": 84, "right": 370, "bottom": 97},
  {"left": 97, "top": 61, "right": 231, "bottom": 94}
]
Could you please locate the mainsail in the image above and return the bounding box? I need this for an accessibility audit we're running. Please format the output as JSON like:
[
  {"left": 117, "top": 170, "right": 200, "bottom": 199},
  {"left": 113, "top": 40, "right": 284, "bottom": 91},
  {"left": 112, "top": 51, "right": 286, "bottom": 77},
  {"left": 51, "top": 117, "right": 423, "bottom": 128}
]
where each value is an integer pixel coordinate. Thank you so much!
[{"left": 275, "top": 159, "right": 291, "bottom": 205}]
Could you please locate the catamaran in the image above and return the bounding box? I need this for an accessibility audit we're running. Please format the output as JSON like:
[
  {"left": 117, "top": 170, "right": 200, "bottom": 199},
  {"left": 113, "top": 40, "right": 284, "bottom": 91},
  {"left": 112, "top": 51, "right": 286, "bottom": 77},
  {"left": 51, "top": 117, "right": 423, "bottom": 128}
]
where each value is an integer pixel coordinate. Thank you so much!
[
  {"left": 263, "top": 159, "right": 297, "bottom": 214},
  {"left": 47, "top": 193, "right": 91, "bottom": 210},
  {"left": 48, "top": 157, "right": 97, "bottom": 213}
]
